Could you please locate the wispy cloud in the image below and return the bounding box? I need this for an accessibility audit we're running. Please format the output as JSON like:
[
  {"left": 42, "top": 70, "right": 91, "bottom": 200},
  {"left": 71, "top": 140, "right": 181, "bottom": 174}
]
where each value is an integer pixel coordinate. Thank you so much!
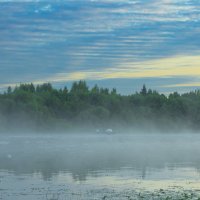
[
  {"left": 1, "top": 53, "right": 197, "bottom": 89},
  {"left": 0, "top": 0, "right": 200, "bottom": 93},
  {"left": 163, "top": 82, "right": 200, "bottom": 88},
  {"left": 37, "top": 54, "right": 200, "bottom": 82}
]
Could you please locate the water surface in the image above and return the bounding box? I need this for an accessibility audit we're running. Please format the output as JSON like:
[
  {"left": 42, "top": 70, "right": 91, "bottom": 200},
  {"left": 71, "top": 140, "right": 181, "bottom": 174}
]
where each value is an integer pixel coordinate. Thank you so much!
[{"left": 1, "top": 133, "right": 200, "bottom": 199}]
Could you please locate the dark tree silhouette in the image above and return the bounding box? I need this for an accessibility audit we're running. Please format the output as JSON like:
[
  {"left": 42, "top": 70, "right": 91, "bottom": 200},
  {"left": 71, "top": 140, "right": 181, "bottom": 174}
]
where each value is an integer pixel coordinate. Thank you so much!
[{"left": 0, "top": 81, "right": 199, "bottom": 133}]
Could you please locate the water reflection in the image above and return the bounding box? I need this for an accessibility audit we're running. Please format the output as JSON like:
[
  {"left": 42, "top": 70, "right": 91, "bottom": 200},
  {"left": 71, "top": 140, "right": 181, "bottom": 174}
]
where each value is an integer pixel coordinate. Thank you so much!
[{"left": 0, "top": 133, "right": 200, "bottom": 181}]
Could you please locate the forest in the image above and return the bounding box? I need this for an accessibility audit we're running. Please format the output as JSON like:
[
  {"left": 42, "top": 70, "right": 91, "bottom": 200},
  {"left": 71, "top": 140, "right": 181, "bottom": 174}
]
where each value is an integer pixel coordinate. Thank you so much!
[{"left": 0, "top": 81, "right": 200, "bottom": 133}]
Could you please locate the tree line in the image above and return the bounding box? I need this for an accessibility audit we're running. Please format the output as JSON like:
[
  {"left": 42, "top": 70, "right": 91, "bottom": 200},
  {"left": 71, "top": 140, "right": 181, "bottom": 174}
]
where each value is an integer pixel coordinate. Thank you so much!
[{"left": 0, "top": 81, "right": 200, "bottom": 133}]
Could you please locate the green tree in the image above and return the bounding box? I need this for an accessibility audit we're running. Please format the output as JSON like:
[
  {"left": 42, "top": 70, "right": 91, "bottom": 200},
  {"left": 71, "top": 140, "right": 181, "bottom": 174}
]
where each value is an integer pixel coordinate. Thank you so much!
[{"left": 140, "top": 84, "right": 147, "bottom": 95}]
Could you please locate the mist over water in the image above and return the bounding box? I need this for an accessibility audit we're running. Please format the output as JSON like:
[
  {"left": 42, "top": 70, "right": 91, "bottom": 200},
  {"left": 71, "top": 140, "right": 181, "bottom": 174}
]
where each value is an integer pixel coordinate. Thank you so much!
[{"left": 1, "top": 132, "right": 200, "bottom": 199}]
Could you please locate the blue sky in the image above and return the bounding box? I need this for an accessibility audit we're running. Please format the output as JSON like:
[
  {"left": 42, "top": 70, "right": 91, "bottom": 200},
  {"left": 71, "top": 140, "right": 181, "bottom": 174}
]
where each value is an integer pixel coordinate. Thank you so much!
[{"left": 0, "top": 0, "right": 200, "bottom": 94}]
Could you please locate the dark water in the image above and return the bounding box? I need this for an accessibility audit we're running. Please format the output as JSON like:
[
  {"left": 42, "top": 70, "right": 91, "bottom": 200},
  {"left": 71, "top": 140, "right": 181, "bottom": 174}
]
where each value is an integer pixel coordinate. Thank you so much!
[{"left": 1, "top": 133, "right": 200, "bottom": 199}]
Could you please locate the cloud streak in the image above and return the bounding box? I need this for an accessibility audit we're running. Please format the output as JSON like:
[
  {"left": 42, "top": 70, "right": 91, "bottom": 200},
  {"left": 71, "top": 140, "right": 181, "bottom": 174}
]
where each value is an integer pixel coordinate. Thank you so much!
[
  {"left": 0, "top": 0, "right": 200, "bottom": 93},
  {"left": 38, "top": 54, "right": 200, "bottom": 81},
  {"left": 1, "top": 54, "right": 199, "bottom": 93}
]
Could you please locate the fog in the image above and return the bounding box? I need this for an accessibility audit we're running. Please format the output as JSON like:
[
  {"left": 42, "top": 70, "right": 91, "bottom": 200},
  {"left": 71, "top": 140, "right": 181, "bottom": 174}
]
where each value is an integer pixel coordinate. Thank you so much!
[
  {"left": 1, "top": 82, "right": 200, "bottom": 134},
  {"left": 1, "top": 133, "right": 200, "bottom": 181}
]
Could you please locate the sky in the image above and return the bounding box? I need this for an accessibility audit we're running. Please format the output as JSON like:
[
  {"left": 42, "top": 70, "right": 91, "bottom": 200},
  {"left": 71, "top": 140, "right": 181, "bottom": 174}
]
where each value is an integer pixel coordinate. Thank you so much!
[{"left": 0, "top": 0, "right": 200, "bottom": 94}]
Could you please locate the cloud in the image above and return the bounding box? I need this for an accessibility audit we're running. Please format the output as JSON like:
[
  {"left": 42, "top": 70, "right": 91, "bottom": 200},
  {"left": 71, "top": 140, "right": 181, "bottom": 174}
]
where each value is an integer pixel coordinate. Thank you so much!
[
  {"left": 2, "top": 53, "right": 195, "bottom": 88},
  {"left": 164, "top": 82, "right": 200, "bottom": 88},
  {"left": 0, "top": 0, "right": 200, "bottom": 94},
  {"left": 41, "top": 54, "right": 200, "bottom": 82},
  {"left": 1, "top": 53, "right": 200, "bottom": 94},
  {"left": 34, "top": 4, "right": 53, "bottom": 13}
]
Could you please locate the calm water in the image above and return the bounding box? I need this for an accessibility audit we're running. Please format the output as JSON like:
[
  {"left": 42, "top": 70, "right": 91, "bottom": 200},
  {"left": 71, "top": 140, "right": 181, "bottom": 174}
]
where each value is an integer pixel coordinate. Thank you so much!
[{"left": 1, "top": 133, "right": 200, "bottom": 199}]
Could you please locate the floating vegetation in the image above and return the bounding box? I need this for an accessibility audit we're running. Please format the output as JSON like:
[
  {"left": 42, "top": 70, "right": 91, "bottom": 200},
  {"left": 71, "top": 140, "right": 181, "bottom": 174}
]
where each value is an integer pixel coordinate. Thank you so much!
[
  {"left": 76, "top": 189, "right": 200, "bottom": 200},
  {"left": 2, "top": 186, "right": 200, "bottom": 200}
]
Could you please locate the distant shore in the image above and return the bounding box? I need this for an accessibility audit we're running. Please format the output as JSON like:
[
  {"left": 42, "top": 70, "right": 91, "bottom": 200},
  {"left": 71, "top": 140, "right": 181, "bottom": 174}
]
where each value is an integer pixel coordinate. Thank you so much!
[{"left": 1, "top": 81, "right": 200, "bottom": 133}]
